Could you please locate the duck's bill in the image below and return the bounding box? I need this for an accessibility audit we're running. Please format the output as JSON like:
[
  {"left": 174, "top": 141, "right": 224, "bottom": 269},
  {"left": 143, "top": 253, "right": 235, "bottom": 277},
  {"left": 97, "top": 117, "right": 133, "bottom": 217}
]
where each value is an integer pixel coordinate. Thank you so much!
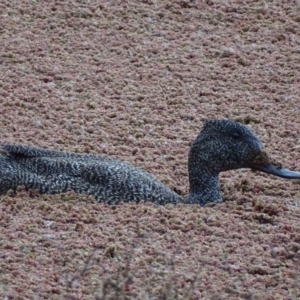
[
  {"left": 248, "top": 150, "right": 300, "bottom": 179},
  {"left": 251, "top": 163, "right": 300, "bottom": 179}
]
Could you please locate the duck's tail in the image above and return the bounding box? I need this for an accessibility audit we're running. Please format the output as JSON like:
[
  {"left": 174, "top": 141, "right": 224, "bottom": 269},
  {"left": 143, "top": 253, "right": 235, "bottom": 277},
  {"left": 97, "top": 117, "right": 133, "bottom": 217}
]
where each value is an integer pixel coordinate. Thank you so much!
[
  {"left": 0, "top": 144, "right": 67, "bottom": 158},
  {"left": 0, "top": 153, "right": 24, "bottom": 194},
  {"left": 0, "top": 147, "right": 81, "bottom": 196}
]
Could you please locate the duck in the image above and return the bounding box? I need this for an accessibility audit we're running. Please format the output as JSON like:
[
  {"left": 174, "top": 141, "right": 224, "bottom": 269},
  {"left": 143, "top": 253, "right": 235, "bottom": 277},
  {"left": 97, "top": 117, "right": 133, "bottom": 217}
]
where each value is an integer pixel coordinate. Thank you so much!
[{"left": 0, "top": 119, "right": 299, "bottom": 206}]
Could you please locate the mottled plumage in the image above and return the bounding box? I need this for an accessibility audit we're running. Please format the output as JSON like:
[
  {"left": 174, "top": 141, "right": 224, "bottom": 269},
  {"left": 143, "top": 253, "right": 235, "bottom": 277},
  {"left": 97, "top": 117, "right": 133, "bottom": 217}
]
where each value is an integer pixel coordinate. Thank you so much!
[{"left": 1, "top": 119, "right": 300, "bottom": 206}]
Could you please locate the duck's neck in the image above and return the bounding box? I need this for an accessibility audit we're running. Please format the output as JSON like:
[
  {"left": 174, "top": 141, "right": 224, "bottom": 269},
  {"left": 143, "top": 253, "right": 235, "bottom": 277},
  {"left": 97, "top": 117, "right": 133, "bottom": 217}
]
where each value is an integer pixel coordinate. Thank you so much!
[
  {"left": 186, "top": 144, "right": 222, "bottom": 206},
  {"left": 186, "top": 170, "right": 222, "bottom": 206}
]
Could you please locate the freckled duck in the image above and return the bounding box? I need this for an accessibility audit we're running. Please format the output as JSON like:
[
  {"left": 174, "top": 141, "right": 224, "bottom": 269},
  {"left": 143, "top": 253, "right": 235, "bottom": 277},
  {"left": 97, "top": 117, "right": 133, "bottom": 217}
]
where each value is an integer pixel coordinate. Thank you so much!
[{"left": 0, "top": 119, "right": 299, "bottom": 205}]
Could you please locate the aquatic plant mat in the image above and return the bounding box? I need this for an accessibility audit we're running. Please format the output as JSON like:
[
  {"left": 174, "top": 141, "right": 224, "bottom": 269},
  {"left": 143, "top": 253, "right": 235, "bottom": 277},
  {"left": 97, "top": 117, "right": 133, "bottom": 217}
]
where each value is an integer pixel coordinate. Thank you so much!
[{"left": 1, "top": 0, "right": 300, "bottom": 299}]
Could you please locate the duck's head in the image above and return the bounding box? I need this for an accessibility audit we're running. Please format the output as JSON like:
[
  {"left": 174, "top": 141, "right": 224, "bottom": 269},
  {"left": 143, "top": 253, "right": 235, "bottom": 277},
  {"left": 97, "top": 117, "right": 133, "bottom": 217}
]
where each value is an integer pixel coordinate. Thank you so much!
[
  {"left": 189, "top": 119, "right": 300, "bottom": 180},
  {"left": 187, "top": 119, "right": 300, "bottom": 205}
]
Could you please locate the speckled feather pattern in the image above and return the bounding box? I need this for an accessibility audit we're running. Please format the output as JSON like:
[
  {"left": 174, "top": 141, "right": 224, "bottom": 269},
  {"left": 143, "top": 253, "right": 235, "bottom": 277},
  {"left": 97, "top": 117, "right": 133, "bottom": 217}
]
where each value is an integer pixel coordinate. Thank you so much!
[
  {"left": 0, "top": 144, "right": 182, "bottom": 205},
  {"left": 0, "top": 120, "right": 263, "bottom": 206}
]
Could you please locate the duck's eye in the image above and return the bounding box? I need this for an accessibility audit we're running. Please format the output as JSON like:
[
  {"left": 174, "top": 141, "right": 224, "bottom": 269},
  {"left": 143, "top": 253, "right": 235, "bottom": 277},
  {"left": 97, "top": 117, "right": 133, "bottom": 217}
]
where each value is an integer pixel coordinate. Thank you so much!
[{"left": 231, "top": 132, "right": 241, "bottom": 139}]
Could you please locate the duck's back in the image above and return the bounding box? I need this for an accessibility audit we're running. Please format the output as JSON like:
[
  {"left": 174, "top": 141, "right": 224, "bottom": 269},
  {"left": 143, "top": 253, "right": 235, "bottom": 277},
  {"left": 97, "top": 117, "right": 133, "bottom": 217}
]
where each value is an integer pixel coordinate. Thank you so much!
[{"left": 0, "top": 144, "right": 181, "bottom": 204}]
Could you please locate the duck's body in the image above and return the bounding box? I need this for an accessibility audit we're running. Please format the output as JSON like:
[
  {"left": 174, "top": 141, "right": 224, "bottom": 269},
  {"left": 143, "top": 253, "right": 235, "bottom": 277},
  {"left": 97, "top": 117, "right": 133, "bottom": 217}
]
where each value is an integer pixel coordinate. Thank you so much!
[
  {"left": 1, "top": 119, "right": 299, "bottom": 206},
  {"left": 0, "top": 145, "right": 181, "bottom": 205}
]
